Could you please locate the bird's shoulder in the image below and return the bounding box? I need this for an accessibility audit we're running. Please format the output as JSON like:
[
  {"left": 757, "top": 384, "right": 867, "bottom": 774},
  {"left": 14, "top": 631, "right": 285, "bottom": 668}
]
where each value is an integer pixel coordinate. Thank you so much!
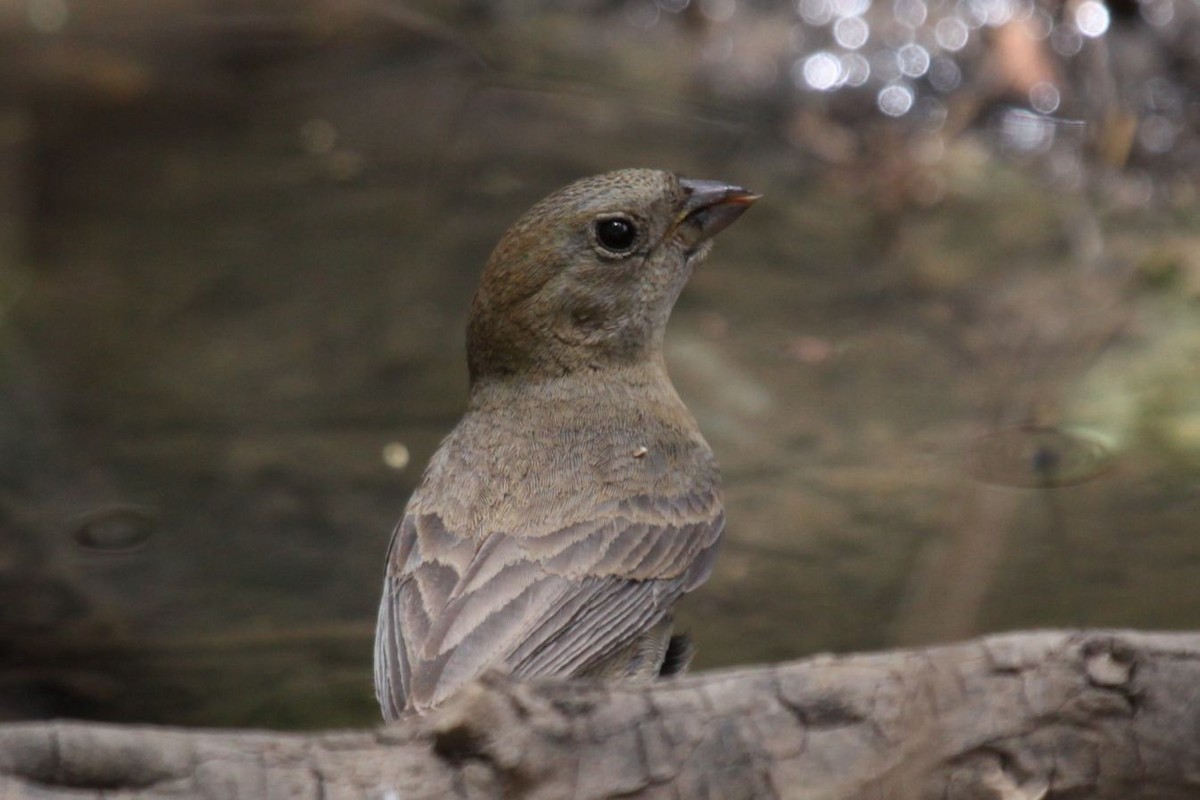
[{"left": 407, "top": 373, "right": 721, "bottom": 541}]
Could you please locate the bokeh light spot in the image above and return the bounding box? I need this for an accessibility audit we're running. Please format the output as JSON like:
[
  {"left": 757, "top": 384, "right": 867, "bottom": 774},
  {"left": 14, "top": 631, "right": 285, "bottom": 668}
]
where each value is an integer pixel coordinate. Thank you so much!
[
  {"left": 928, "top": 55, "right": 962, "bottom": 92},
  {"left": 841, "top": 52, "right": 872, "bottom": 85},
  {"left": 1139, "top": 115, "right": 1178, "bottom": 153},
  {"left": 1075, "top": 0, "right": 1111, "bottom": 36},
  {"left": 624, "top": 0, "right": 661, "bottom": 28},
  {"left": 383, "top": 442, "right": 411, "bottom": 471},
  {"left": 833, "top": 15, "right": 871, "bottom": 48},
  {"left": 1029, "top": 81, "right": 1061, "bottom": 114},
  {"left": 797, "top": 0, "right": 835, "bottom": 25},
  {"left": 1000, "top": 108, "right": 1056, "bottom": 152},
  {"left": 897, "top": 43, "right": 930, "bottom": 77},
  {"left": 1140, "top": 0, "right": 1174, "bottom": 25},
  {"left": 894, "top": 0, "right": 929, "bottom": 26},
  {"left": 935, "top": 17, "right": 969, "bottom": 50},
  {"left": 1051, "top": 22, "right": 1084, "bottom": 54},
  {"left": 878, "top": 83, "right": 915, "bottom": 116},
  {"left": 833, "top": 0, "right": 872, "bottom": 17},
  {"left": 800, "top": 51, "right": 844, "bottom": 90}
]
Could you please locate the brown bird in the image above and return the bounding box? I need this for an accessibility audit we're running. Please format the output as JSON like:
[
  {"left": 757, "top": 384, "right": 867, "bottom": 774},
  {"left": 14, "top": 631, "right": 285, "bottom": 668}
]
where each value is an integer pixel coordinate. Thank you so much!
[{"left": 374, "top": 168, "right": 757, "bottom": 718}]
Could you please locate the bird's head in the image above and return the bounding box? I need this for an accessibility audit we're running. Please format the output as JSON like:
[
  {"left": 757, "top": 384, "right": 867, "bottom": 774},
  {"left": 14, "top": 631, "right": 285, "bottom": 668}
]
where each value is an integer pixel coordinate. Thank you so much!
[{"left": 466, "top": 168, "right": 758, "bottom": 383}]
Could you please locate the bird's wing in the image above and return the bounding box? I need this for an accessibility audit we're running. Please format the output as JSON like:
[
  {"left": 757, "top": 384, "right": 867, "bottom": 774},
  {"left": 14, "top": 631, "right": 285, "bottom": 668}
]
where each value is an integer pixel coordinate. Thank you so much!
[{"left": 374, "top": 489, "right": 723, "bottom": 716}]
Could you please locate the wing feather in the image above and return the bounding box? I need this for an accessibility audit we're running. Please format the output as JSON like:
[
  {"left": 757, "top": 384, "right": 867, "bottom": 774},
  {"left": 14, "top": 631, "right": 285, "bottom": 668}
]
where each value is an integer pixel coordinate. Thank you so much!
[{"left": 374, "top": 488, "right": 723, "bottom": 716}]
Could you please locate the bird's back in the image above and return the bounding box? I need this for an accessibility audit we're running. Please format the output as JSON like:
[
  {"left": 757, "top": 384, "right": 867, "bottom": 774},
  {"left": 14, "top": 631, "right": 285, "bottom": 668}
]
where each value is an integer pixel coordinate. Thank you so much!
[{"left": 374, "top": 365, "right": 724, "bottom": 716}]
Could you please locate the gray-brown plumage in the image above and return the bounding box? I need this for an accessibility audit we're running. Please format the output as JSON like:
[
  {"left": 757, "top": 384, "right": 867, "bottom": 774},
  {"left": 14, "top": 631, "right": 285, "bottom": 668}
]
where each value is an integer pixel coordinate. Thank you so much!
[{"left": 374, "top": 168, "right": 757, "bottom": 718}]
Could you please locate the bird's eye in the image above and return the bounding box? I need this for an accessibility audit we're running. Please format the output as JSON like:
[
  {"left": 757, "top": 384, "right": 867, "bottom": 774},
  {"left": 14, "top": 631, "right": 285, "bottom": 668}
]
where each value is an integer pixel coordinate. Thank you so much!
[{"left": 594, "top": 216, "right": 638, "bottom": 254}]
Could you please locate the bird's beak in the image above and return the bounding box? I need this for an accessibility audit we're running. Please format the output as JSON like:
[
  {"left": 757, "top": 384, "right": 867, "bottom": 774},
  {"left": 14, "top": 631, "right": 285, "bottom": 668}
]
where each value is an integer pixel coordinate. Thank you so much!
[{"left": 675, "top": 178, "right": 760, "bottom": 249}]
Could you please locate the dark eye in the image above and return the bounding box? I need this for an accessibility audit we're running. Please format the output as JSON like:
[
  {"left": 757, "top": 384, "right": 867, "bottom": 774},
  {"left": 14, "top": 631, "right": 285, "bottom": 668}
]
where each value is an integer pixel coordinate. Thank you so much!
[{"left": 594, "top": 216, "right": 638, "bottom": 253}]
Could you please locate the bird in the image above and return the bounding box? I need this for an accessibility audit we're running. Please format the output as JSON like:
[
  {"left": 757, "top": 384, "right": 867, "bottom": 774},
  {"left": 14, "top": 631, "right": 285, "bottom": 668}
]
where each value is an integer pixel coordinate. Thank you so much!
[{"left": 374, "top": 168, "right": 758, "bottom": 718}]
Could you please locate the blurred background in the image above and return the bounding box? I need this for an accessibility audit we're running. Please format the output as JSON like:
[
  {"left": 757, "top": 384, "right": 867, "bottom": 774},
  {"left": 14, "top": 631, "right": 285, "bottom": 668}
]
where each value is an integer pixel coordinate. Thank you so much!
[{"left": 1, "top": 0, "right": 1198, "bottom": 729}]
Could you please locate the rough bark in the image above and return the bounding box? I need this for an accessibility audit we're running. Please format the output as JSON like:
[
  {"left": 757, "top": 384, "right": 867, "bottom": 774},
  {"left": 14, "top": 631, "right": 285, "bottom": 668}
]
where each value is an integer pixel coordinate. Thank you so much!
[{"left": 2, "top": 630, "right": 1198, "bottom": 799}]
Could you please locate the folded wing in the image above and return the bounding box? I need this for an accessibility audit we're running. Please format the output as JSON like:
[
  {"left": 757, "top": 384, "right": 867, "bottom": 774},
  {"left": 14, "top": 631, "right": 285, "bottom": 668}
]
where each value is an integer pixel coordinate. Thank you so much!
[{"left": 374, "top": 489, "right": 723, "bottom": 716}]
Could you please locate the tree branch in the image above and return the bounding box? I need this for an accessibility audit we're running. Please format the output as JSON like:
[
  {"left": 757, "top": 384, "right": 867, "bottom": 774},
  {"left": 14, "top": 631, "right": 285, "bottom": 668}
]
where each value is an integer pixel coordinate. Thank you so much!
[{"left": 2, "top": 630, "right": 1198, "bottom": 799}]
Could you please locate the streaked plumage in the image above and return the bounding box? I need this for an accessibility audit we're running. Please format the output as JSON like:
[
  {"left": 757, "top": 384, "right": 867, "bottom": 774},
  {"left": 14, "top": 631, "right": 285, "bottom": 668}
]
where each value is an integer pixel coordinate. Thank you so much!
[{"left": 374, "top": 169, "right": 757, "bottom": 717}]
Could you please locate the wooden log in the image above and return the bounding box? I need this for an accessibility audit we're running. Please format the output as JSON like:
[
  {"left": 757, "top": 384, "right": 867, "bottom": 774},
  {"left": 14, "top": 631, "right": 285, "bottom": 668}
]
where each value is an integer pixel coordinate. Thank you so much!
[{"left": 2, "top": 630, "right": 1198, "bottom": 799}]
